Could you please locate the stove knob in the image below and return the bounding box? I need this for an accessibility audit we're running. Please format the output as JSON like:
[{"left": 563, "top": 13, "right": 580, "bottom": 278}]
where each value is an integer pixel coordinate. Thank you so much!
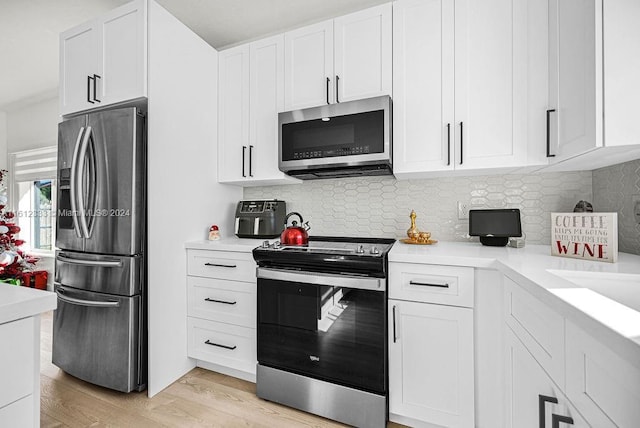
[
  {"left": 370, "top": 246, "right": 380, "bottom": 255},
  {"left": 356, "top": 244, "right": 365, "bottom": 254},
  {"left": 262, "top": 240, "right": 270, "bottom": 248},
  {"left": 273, "top": 241, "right": 281, "bottom": 248}
]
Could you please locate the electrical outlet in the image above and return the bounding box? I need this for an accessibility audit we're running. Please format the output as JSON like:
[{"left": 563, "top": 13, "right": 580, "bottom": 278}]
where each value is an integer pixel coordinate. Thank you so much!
[
  {"left": 633, "top": 194, "right": 640, "bottom": 225},
  {"left": 457, "top": 201, "right": 469, "bottom": 220}
]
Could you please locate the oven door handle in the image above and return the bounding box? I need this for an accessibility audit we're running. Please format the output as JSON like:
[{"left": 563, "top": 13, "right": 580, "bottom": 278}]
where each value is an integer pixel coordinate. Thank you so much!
[{"left": 256, "top": 267, "right": 385, "bottom": 292}]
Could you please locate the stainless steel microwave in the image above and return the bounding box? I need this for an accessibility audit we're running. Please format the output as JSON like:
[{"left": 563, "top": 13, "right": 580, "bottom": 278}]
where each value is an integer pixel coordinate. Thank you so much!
[{"left": 278, "top": 95, "right": 392, "bottom": 179}]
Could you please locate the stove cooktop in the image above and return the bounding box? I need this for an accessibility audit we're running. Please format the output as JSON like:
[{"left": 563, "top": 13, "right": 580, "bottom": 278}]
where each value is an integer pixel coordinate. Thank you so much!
[{"left": 252, "top": 236, "right": 396, "bottom": 277}]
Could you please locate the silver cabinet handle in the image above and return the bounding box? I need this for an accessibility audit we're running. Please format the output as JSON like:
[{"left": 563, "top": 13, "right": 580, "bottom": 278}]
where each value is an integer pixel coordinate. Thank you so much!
[
  {"left": 204, "top": 298, "right": 237, "bottom": 305},
  {"left": 57, "top": 254, "right": 123, "bottom": 268},
  {"left": 204, "top": 262, "right": 237, "bottom": 268},
  {"left": 409, "top": 281, "right": 449, "bottom": 288},
  {"left": 205, "top": 340, "right": 236, "bottom": 350},
  {"left": 56, "top": 290, "right": 119, "bottom": 308}
]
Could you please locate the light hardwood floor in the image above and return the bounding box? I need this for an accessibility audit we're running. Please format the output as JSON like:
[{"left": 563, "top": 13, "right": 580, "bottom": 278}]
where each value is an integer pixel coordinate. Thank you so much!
[{"left": 40, "top": 312, "right": 405, "bottom": 427}]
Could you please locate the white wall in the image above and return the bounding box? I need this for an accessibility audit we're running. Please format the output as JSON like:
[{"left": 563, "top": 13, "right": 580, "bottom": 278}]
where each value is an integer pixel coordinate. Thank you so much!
[
  {"left": 0, "top": 112, "right": 7, "bottom": 169},
  {"left": 6, "top": 97, "right": 59, "bottom": 153}
]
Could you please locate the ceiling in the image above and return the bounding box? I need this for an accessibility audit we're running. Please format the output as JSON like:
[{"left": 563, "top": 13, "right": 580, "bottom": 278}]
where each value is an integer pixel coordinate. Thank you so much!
[{"left": 0, "top": 0, "right": 389, "bottom": 111}]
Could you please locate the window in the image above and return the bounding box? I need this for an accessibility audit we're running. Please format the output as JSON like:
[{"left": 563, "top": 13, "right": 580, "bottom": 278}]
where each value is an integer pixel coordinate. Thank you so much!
[{"left": 9, "top": 147, "right": 57, "bottom": 254}]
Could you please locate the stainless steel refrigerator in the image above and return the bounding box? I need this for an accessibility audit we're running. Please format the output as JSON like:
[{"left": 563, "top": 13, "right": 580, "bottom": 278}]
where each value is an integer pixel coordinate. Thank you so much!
[{"left": 53, "top": 106, "right": 146, "bottom": 392}]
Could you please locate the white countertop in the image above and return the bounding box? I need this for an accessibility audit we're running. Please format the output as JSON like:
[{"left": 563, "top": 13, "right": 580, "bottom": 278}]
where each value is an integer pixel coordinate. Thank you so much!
[
  {"left": 185, "top": 237, "right": 265, "bottom": 252},
  {"left": 0, "top": 284, "right": 57, "bottom": 325},
  {"left": 390, "top": 241, "right": 640, "bottom": 367}
]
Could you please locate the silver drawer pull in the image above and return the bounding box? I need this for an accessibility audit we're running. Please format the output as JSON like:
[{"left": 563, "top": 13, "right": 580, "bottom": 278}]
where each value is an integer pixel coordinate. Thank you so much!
[
  {"left": 58, "top": 254, "right": 123, "bottom": 268},
  {"left": 56, "top": 290, "right": 120, "bottom": 308},
  {"left": 204, "top": 298, "right": 237, "bottom": 305},
  {"left": 409, "top": 281, "right": 450, "bottom": 288},
  {"left": 204, "top": 340, "right": 237, "bottom": 350},
  {"left": 204, "top": 262, "right": 237, "bottom": 268}
]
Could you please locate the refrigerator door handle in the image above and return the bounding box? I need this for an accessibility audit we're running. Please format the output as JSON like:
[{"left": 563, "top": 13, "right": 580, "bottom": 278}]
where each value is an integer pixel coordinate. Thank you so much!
[
  {"left": 57, "top": 253, "right": 123, "bottom": 268},
  {"left": 70, "top": 126, "right": 86, "bottom": 238},
  {"left": 56, "top": 290, "right": 120, "bottom": 308},
  {"left": 76, "top": 126, "right": 93, "bottom": 238}
]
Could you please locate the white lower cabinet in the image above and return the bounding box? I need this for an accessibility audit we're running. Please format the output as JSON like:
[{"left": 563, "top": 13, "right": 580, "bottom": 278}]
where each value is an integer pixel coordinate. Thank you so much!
[
  {"left": 565, "top": 321, "right": 640, "bottom": 428},
  {"left": 388, "top": 262, "right": 475, "bottom": 427},
  {"left": 505, "top": 327, "right": 589, "bottom": 428},
  {"left": 186, "top": 248, "right": 257, "bottom": 381},
  {"left": 389, "top": 300, "right": 474, "bottom": 427}
]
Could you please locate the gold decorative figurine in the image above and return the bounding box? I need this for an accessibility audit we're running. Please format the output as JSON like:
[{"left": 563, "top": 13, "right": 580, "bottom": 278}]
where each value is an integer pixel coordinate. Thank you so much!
[
  {"left": 403, "top": 210, "right": 437, "bottom": 245},
  {"left": 407, "top": 210, "right": 419, "bottom": 240}
]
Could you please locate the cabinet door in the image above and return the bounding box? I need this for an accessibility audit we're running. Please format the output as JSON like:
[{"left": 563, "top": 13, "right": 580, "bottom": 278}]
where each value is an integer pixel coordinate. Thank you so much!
[
  {"left": 392, "top": 0, "right": 455, "bottom": 177},
  {"left": 100, "top": 0, "right": 147, "bottom": 106},
  {"left": 218, "top": 44, "right": 250, "bottom": 183},
  {"left": 60, "top": 21, "right": 99, "bottom": 115},
  {"left": 505, "top": 327, "right": 589, "bottom": 428},
  {"left": 388, "top": 300, "right": 474, "bottom": 427},
  {"left": 284, "top": 20, "right": 334, "bottom": 110},
  {"left": 249, "top": 35, "right": 288, "bottom": 182},
  {"left": 549, "top": 0, "right": 602, "bottom": 160},
  {"left": 334, "top": 3, "right": 392, "bottom": 103},
  {"left": 455, "top": 0, "right": 547, "bottom": 170}
]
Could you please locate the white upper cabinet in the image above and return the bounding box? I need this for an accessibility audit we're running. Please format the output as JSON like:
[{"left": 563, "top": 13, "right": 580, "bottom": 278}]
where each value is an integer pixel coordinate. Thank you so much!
[
  {"left": 546, "top": 0, "right": 640, "bottom": 170},
  {"left": 284, "top": 3, "right": 392, "bottom": 111},
  {"left": 284, "top": 20, "right": 334, "bottom": 110},
  {"left": 59, "top": 0, "right": 146, "bottom": 116},
  {"left": 393, "top": 0, "right": 549, "bottom": 178},
  {"left": 334, "top": 3, "right": 392, "bottom": 103},
  {"left": 218, "top": 36, "right": 299, "bottom": 186},
  {"left": 393, "top": 0, "right": 455, "bottom": 175},
  {"left": 218, "top": 44, "right": 250, "bottom": 183}
]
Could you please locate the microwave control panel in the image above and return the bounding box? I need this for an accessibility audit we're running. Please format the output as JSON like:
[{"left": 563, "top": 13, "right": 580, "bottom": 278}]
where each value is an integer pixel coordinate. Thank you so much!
[{"left": 293, "top": 146, "right": 371, "bottom": 159}]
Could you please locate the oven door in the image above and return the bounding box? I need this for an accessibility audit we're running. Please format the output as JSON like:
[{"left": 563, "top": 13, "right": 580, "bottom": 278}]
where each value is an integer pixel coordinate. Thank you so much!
[{"left": 256, "top": 268, "right": 387, "bottom": 395}]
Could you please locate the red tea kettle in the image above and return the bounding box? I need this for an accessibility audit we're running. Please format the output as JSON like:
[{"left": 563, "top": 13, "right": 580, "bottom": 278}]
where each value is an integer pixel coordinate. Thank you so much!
[{"left": 280, "top": 212, "right": 310, "bottom": 246}]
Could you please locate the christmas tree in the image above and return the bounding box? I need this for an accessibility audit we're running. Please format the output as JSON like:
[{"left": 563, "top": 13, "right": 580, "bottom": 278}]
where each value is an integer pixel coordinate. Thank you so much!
[{"left": 0, "top": 169, "right": 38, "bottom": 282}]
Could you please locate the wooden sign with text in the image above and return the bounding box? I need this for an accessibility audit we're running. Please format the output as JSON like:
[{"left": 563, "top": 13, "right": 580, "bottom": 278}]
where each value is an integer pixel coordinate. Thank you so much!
[{"left": 551, "top": 213, "right": 618, "bottom": 263}]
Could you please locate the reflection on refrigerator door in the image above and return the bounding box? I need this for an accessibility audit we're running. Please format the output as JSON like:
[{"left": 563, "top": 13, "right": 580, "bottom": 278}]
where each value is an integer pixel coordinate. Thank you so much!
[{"left": 52, "top": 285, "right": 144, "bottom": 392}]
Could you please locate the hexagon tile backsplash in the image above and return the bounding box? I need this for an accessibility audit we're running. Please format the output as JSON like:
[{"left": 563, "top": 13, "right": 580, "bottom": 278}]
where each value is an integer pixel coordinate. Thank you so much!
[
  {"left": 593, "top": 159, "right": 640, "bottom": 255},
  {"left": 245, "top": 170, "right": 593, "bottom": 245}
]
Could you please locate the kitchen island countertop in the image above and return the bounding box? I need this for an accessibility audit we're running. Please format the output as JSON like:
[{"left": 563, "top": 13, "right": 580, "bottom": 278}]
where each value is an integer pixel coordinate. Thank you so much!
[{"left": 0, "top": 283, "right": 57, "bottom": 325}]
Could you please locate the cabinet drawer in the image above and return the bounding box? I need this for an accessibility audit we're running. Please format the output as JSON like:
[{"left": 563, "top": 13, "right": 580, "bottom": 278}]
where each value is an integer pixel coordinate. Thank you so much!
[
  {"left": 0, "top": 317, "right": 35, "bottom": 409},
  {"left": 504, "top": 276, "right": 565, "bottom": 389},
  {"left": 187, "top": 249, "right": 256, "bottom": 282},
  {"left": 389, "top": 263, "right": 474, "bottom": 307},
  {"left": 0, "top": 394, "right": 34, "bottom": 428},
  {"left": 187, "top": 276, "right": 256, "bottom": 327},
  {"left": 566, "top": 320, "right": 640, "bottom": 428},
  {"left": 187, "top": 317, "right": 256, "bottom": 375}
]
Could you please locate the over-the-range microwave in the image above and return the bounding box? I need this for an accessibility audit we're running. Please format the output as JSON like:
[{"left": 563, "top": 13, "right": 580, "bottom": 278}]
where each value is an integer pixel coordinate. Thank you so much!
[{"left": 278, "top": 95, "right": 392, "bottom": 179}]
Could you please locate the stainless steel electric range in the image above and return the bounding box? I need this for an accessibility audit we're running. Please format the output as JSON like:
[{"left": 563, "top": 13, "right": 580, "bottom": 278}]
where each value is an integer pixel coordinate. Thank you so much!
[{"left": 253, "top": 236, "right": 396, "bottom": 428}]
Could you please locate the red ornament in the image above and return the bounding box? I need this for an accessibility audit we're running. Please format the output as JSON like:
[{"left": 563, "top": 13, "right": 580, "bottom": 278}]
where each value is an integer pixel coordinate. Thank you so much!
[{"left": 7, "top": 225, "right": 20, "bottom": 234}]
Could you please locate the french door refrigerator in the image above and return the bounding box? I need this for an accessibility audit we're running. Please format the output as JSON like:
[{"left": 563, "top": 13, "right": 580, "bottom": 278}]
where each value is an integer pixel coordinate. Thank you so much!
[{"left": 53, "top": 106, "right": 146, "bottom": 392}]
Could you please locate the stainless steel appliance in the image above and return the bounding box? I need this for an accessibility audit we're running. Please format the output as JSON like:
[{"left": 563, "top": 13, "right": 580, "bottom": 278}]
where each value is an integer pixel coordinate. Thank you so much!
[
  {"left": 53, "top": 106, "right": 146, "bottom": 392},
  {"left": 253, "top": 237, "right": 395, "bottom": 428},
  {"left": 234, "top": 200, "right": 286, "bottom": 239},
  {"left": 278, "top": 95, "right": 392, "bottom": 179}
]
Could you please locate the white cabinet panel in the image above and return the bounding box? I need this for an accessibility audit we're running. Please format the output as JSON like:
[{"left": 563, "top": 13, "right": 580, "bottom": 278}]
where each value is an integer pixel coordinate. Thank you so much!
[
  {"left": 0, "top": 317, "right": 34, "bottom": 409},
  {"left": 100, "top": 1, "right": 146, "bottom": 106},
  {"left": 59, "top": 0, "right": 146, "bottom": 116},
  {"left": 284, "top": 20, "right": 334, "bottom": 110},
  {"left": 0, "top": 395, "right": 35, "bottom": 428},
  {"left": 389, "top": 299, "right": 474, "bottom": 427},
  {"left": 505, "top": 327, "right": 589, "bottom": 428},
  {"left": 218, "top": 44, "right": 250, "bottom": 183},
  {"left": 504, "top": 276, "right": 565, "bottom": 389},
  {"left": 334, "top": 3, "right": 392, "bottom": 103},
  {"left": 187, "top": 276, "right": 256, "bottom": 328},
  {"left": 565, "top": 320, "right": 640, "bottom": 428},
  {"left": 393, "top": 0, "right": 455, "bottom": 176}
]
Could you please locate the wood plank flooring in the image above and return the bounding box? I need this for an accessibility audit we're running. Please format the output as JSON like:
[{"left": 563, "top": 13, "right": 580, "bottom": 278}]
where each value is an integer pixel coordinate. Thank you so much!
[{"left": 39, "top": 312, "right": 405, "bottom": 427}]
